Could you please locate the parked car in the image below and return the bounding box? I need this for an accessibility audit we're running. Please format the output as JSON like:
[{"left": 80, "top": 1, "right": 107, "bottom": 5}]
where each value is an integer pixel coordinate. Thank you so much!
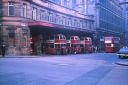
[{"left": 117, "top": 47, "right": 128, "bottom": 58}]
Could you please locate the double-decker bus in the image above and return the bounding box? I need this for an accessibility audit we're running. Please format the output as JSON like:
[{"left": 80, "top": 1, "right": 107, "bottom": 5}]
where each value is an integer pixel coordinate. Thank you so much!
[
  {"left": 80, "top": 37, "right": 93, "bottom": 53},
  {"left": 46, "top": 34, "right": 67, "bottom": 55},
  {"left": 67, "top": 36, "right": 81, "bottom": 54},
  {"left": 104, "top": 36, "right": 120, "bottom": 53}
]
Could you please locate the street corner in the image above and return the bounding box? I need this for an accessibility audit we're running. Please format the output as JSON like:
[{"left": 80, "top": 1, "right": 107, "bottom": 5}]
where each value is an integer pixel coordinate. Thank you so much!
[{"left": 115, "top": 59, "right": 128, "bottom": 66}]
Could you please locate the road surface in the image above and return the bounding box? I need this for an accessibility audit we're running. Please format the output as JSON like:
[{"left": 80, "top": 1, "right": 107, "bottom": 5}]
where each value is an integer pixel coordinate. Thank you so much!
[{"left": 0, "top": 53, "right": 128, "bottom": 85}]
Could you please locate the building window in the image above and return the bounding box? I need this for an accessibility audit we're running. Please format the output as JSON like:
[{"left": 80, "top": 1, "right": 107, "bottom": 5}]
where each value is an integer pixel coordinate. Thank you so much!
[
  {"left": 22, "top": 3, "right": 27, "bottom": 17},
  {"left": 49, "top": 12, "right": 53, "bottom": 22},
  {"left": 47, "top": 12, "right": 50, "bottom": 22},
  {"left": 39, "top": 11, "right": 41, "bottom": 20},
  {"left": 59, "top": 17, "right": 63, "bottom": 25},
  {"left": 68, "top": 18, "right": 72, "bottom": 26},
  {"left": 89, "top": 22, "right": 91, "bottom": 29},
  {"left": 90, "top": 22, "right": 94, "bottom": 29},
  {"left": 8, "top": 1, "right": 15, "bottom": 16},
  {"left": 65, "top": 17, "right": 68, "bottom": 26},
  {"left": 32, "top": 7, "right": 37, "bottom": 20},
  {"left": 74, "top": 19, "right": 77, "bottom": 27},
  {"left": 79, "top": 20, "right": 82, "bottom": 28},
  {"left": 62, "top": 16, "right": 66, "bottom": 25},
  {"left": 54, "top": 14, "right": 59, "bottom": 24},
  {"left": 41, "top": 10, "right": 45, "bottom": 21},
  {"left": 41, "top": 11, "right": 49, "bottom": 21},
  {"left": 56, "top": 15, "right": 59, "bottom": 24},
  {"left": 72, "top": 19, "right": 74, "bottom": 27},
  {"left": 77, "top": 21, "right": 80, "bottom": 28},
  {"left": 85, "top": 21, "right": 88, "bottom": 28},
  {"left": 69, "top": 18, "right": 72, "bottom": 26},
  {"left": 45, "top": 12, "right": 49, "bottom": 21},
  {"left": 47, "top": 12, "right": 54, "bottom": 23}
]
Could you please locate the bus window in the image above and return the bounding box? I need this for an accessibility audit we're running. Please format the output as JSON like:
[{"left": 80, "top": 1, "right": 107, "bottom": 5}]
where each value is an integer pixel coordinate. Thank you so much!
[
  {"left": 55, "top": 44, "right": 61, "bottom": 48},
  {"left": 49, "top": 44, "right": 54, "bottom": 48},
  {"left": 75, "top": 37, "right": 79, "bottom": 40},
  {"left": 60, "top": 36, "right": 63, "bottom": 40},
  {"left": 55, "top": 36, "right": 59, "bottom": 40},
  {"left": 85, "top": 38, "right": 88, "bottom": 41},
  {"left": 71, "top": 37, "right": 74, "bottom": 40},
  {"left": 111, "top": 44, "right": 114, "bottom": 47},
  {"left": 106, "top": 44, "right": 111, "bottom": 47},
  {"left": 81, "top": 38, "right": 84, "bottom": 40},
  {"left": 71, "top": 44, "right": 77, "bottom": 47},
  {"left": 89, "top": 38, "right": 92, "bottom": 41},
  {"left": 61, "top": 44, "right": 66, "bottom": 47},
  {"left": 67, "top": 43, "right": 70, "bottom": 47},
  {"left": 61, "top": 36, "right": 66, "bottom": 40},
  {"left": 85, "top": 44, "right": 92, "bottom": 47},
  {"left": 80, "top": 44, "right": 84, "bottom": 47},
  {"left": 74, "top": 37, "right": 77, "bottom": 40},
  {"left": 71, "top": 44, "right": 74, "bottom": 47}
]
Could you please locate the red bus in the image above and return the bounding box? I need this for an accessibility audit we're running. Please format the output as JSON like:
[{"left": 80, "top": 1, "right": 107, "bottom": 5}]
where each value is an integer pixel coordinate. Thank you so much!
[
  {"left": 104, "top": 36, "right": 120, "bottom": 53},
  {"left": 46, "top": 34, "right": 67, "bottom": 55},
  {"left": 80, "top": 37, "right": 93, "bottom": 53},
  {"left": 67, "top": 36, "right": 81, "bottom": 54}
]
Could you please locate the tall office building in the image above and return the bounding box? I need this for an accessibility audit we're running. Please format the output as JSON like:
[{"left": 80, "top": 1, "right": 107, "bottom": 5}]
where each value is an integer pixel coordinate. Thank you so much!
[
  {"left": 119, "top": 0, "right": 128, "bottom": 46},
  {"left": 85, "top": 0, "right": 124, "bottom": 46}
]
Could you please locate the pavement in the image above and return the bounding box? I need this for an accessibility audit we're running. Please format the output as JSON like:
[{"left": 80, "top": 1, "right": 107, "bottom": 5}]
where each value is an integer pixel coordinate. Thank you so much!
[{"left": 115, "top": 59, "right": 128, "bottom": 66}]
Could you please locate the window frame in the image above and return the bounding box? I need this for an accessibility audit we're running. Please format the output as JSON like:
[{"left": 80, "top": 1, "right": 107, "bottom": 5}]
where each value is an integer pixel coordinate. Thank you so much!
[
  {"left": 32, "top": 7, "right": 37, "bottom": 20},
  {"left": 8, "top": 1, "right": 15, "bottom": 16},
  {"left": 22, "top": 3, "right": 27, "bottom": 17}
]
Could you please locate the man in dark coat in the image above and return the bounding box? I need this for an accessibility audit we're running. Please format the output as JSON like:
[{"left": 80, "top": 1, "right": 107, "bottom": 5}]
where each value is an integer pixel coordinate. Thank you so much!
[{"left": 1, "top": 44, "right": 6, "bottom": 57}]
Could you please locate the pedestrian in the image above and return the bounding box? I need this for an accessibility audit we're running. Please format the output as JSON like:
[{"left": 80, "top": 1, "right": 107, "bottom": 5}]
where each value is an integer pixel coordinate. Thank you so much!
[
  {"left": 94, "top": 46, "right": 97, "bottom": 53},
  {"left": 1, "top": 44, "right": 6, "bottom": 57}
]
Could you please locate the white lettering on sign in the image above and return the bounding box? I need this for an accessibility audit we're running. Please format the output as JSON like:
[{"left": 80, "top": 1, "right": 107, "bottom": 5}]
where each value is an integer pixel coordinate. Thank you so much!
[{"left": 105, "top": 41, "right": 112, "bottom": 43}]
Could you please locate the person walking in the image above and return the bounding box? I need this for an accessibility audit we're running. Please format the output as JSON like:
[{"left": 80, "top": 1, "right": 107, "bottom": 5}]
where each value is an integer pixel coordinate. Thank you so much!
[
  {"left": 1, "top": 44, "right": 6, "bottom": 57},
  {"left": 94, "top": 46, "right": 98, "bottom": 53}
]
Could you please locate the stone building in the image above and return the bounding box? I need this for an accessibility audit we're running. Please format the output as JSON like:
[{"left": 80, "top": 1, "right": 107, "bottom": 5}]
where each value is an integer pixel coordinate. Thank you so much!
[
  {"left": 0, "top": 0, "right": 95, "bottom": 55},
  {"left": 0, "top": 0, "right": 30, "bottom": 55}
]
